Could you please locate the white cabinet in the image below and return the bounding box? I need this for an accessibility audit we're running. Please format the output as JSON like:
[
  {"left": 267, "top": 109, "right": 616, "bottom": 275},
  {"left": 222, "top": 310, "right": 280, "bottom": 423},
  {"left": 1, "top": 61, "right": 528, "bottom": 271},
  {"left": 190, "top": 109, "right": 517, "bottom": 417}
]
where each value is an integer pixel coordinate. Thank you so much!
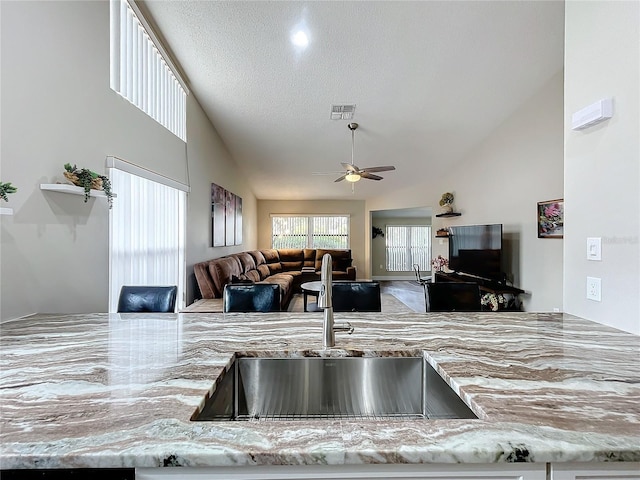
[
  {"left": 551, "top": 462, "right": 640, "bottom": 480},
  {"left": 137, "top": 463, "right": 547, "bottom": 480}
]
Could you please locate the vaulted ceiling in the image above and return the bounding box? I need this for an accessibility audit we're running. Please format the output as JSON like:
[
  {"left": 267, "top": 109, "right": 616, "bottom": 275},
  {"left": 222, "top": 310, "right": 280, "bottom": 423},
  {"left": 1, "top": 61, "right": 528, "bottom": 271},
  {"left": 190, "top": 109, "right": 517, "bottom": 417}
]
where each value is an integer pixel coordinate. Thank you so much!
[{"left": 141, "top": 1, "right": 564, "bottom": 200}]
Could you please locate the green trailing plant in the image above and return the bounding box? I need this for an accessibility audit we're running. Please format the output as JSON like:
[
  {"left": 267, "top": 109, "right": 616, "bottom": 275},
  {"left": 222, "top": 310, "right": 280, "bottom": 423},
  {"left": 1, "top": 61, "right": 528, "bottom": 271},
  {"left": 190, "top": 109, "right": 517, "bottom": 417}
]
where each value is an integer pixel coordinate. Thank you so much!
[
  {"left": 64, "top": 163, "right": 113, "bottom": 209},
  {"left": 0, "top": 182, "right": 17, "bottom": 202}
]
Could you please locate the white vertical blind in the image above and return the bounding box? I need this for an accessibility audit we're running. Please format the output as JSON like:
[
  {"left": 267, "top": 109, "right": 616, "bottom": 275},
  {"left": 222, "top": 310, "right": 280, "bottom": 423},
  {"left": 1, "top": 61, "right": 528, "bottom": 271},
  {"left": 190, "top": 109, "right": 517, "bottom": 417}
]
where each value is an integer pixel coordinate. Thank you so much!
[
  {"left": 385, "top": 225, "right": 431, "bottom": 272},
  {"left": 110, "top": 0, "right": 187, "bottom": 141},
  {"left": 271, "top": 215, "right": 349, "bottom": 249},
  {"left": 108, "top": 168, "right": 186, "bottom": 312}
]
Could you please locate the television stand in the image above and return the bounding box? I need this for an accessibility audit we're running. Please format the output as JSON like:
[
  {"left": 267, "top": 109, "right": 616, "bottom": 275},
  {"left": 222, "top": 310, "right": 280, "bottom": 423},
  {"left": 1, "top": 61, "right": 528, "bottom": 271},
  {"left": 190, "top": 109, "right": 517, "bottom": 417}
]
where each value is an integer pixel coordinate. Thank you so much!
[
  {"left": 435, "top": 272, "right": 525, "bottom": 311},
  {"left": 435, "top": 272, "right": 524, "bottom": 294}
]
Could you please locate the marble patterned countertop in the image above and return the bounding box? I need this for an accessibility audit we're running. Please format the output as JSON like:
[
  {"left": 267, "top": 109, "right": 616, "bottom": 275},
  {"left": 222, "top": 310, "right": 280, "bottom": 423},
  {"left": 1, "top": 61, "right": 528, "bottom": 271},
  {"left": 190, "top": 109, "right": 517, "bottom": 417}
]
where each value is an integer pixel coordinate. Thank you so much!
[{"left": 1, "top": 311, "right": 639, "bottom": 469}]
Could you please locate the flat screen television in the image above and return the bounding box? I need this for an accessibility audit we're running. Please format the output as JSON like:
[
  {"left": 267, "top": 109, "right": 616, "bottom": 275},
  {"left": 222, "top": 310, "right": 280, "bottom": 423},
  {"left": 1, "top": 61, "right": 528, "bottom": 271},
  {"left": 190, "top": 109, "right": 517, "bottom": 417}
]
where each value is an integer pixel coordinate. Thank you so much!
[{"left": 448, "top": 224, "right": 503, "bottom": 283}]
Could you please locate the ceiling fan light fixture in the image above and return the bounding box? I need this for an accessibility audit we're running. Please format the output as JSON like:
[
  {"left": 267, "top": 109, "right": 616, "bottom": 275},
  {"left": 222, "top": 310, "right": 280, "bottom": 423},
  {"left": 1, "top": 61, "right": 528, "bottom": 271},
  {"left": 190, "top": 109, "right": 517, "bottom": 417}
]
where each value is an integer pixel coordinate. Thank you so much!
[{"left": 345, "top": 172, "right": 361, "bottom": 183}]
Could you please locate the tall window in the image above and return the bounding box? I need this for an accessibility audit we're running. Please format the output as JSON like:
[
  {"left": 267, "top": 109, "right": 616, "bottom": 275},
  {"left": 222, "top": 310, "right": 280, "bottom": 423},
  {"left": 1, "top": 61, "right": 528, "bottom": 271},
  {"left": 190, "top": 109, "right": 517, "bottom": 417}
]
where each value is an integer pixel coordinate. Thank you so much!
[
  {"left": 108, "top": 158, "right": 187, "bottom": 312},
  {"left": 110, "top": 0, "right": 188, "bottom": 141},
  {"left": 271, "top": 215, "right": 349, "bottom": 249},
  {"left": 386, "top": 225, "right": 431, "bottom": 272}
]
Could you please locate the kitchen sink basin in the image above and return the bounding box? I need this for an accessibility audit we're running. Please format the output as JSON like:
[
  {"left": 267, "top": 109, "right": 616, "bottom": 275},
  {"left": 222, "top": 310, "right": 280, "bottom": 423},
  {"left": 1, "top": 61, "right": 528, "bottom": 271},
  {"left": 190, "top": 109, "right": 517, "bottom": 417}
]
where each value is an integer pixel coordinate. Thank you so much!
[{"left": 192, "top": 357, "right": 477, "bottom": 421}]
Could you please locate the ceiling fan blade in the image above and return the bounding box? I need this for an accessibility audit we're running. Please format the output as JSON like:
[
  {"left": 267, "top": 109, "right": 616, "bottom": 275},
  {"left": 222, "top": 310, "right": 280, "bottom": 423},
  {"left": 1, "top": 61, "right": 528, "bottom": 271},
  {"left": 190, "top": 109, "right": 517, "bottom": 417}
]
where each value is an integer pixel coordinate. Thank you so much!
[
  {"left": 360, "top": 172, "right": 384, "bottom": 181},
  {"left": 341, "top": 162, "right": 359, "bottom": 173},
  {"left": 334, "top": 174, "right": 347, "bottom": 182},
  {"left": 360, "top": 165, "right": 396, "bottom": 173}
]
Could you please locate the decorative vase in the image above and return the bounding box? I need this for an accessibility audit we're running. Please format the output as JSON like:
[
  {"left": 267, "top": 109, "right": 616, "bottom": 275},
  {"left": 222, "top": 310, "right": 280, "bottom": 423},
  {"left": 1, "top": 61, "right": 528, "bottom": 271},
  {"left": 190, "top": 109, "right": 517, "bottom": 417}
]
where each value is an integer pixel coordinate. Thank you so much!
[{"left": 441, "top": 203, "right": 453, "bottom": 214}]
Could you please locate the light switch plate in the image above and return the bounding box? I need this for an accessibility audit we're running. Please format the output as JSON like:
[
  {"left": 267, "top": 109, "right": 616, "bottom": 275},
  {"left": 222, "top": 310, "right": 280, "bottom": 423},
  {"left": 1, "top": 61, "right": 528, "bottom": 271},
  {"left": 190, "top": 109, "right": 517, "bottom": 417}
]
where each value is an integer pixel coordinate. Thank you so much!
[
  {"left": 587, "top": 237, "right": 602, "bottom": 261},
  {"left": 586, "top": 276, "right": 601, "bottom": 302}
]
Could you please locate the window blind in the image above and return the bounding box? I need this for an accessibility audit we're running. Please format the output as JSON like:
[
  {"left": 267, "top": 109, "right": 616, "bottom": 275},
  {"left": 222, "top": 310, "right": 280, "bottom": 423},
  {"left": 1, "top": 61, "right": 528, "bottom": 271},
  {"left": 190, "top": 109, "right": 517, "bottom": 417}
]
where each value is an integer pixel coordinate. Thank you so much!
[
  {"left": 386, "top": 225, "right": 431, "bottom": 272},
  {"left": 108, "top": 168, "right": 186, "bottom": 312},
  {"left": 271, "top": 215, "right": 350, "bottom": 249},
  {"left": 110, "top": 0, "right": 187, "bottom": 141}
]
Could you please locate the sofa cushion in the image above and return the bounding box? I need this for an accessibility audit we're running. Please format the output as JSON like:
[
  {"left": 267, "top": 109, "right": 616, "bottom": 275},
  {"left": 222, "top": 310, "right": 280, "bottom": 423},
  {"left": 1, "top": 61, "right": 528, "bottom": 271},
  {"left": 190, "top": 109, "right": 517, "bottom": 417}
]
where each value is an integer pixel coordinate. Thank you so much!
[
  {"left": 245, "top": 270, "right": 261, "bottom": 283},
  {"left": 303, "top": 249, "right": 316, "bottom": 268},
  {"left": 209, "top": 256, "right": 242, "bottom": 297},
  {"left": 315, "top": 249, "right": 352, "bottom": 271},
  {"left": 261, "top": 249, "right": 280, "bottom": 264},
  {"left": 236, "top": 252, "right": 256, "bottom": 273},
  {"left": 267, "top": 262, "right": 282, "bottom": 275},
  {"left": 264, "top": 273, "right": 294, "bottom": 296},
  {"left": 257, "top": 264, "right": 271, "bottom": 280},
  {"left": 194, "top": 261, "right": 216, "bottom": 299},
  {"left": 248, "top": 250, "right": 266, "bottom": 267},
  {"left": 278, "top": 249, "right": 304, "bottom": 271},
  {"left": 260, "top": 249, "right": 282, "bottom": 275}
]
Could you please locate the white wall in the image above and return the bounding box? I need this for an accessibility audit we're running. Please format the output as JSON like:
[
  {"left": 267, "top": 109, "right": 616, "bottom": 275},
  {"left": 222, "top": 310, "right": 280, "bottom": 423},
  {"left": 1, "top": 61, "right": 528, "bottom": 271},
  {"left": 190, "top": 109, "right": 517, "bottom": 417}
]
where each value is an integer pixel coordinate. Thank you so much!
[
  {"left": 564, "top": 1, "right": 639, "bottom": 334},
  {"left": 185, "top": 97, "right": 257, "bottom": 303},
  {"left": 257, "top": 200, "right": 366, "bottom": 277},
  {"left": 0, "top": 1, "right": 257, "bottom": 317},
  {"left": 367, "top": 72, "right": 565, "bottom": 312}
]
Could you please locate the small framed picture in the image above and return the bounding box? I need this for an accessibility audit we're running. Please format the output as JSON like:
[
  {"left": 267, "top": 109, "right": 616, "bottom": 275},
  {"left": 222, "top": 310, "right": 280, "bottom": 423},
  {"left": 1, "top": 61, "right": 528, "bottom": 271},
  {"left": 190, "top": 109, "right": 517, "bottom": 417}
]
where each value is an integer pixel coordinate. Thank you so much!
[{"left": 537, "top": 199, "right": 564, "bottom": 238}]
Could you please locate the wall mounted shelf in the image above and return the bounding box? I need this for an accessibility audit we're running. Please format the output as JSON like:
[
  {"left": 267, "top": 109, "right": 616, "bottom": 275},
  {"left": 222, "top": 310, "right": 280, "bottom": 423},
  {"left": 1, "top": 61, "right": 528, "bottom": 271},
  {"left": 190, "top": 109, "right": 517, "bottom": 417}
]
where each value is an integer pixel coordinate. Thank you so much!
[
  {"left": 40, "top": 183, "right": 116, "bottom": 199},
  {"left": 0, "top": 207, "right": 14, "bottom": 215},
  {"left": 435, "top": 212, "right": 461, "bottom": 218}
]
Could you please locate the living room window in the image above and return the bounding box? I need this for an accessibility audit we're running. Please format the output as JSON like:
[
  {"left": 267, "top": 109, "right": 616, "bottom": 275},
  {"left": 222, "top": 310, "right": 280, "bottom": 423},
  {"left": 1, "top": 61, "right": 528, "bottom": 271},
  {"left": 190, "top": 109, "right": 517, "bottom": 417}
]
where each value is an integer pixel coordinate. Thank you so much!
[
  {"left": 385, "top": 225, "right": 431, "bottom": 272},
  {"left": 107, "top": 158, "right": 187, "bottom": 312},
  {"left": 271, "top": 215, "right": 350, "bottom": 249},
  {"left": 110, "top": 0, "right": 188, "bottom": 141}
]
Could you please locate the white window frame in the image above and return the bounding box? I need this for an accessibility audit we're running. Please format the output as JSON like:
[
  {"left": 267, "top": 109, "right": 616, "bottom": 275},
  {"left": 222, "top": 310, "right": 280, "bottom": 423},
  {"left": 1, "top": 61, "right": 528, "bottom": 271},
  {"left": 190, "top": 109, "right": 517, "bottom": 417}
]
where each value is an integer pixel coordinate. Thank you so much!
[{"left": 271, "top": 215, "right": 351, "bottom": 249}]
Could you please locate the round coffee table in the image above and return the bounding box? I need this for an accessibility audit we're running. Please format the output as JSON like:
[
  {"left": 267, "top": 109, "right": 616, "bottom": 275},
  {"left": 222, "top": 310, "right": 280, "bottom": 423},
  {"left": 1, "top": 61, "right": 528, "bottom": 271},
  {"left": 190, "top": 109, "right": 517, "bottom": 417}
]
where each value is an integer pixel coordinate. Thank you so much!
[{"left": 300, "top": 281, "right": 322, "bottom": 312}]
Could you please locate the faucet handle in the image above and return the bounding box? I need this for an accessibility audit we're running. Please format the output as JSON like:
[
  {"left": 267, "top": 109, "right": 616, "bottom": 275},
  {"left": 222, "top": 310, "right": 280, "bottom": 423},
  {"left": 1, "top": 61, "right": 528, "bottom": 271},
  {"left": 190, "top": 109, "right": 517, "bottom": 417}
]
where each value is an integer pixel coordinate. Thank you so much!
[{"left": 334, "top": 321, "right": 354, "bottom": 335}]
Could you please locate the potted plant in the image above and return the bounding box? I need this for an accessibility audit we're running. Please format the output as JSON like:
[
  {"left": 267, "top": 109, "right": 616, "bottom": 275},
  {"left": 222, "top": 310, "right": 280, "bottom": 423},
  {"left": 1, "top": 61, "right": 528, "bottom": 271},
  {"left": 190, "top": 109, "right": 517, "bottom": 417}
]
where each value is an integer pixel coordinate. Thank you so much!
[
  {"left": 63, "top": 163, "right": 113, "bottom": 208},
  {"left": 439, "top": 192, "right": 454, "bottom": 213},
  {"left": 0, "top": 182, "right": 17, "bottom": 202}
]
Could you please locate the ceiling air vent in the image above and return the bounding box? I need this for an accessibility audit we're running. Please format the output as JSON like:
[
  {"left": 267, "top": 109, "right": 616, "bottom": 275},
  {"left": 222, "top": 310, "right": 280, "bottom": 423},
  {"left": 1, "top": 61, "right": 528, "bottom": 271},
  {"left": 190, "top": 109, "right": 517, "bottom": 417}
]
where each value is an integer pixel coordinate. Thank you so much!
[{"left": 331, "top": 104, "right": 356, "bottom": 120}]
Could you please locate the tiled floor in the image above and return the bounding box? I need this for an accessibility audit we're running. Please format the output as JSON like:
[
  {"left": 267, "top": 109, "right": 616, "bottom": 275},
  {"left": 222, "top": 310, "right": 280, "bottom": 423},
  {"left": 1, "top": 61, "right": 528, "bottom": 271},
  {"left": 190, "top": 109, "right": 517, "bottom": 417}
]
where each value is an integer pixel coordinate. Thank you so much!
[{"left": 379, "top": 280, "right": 425, "bottom": 313}]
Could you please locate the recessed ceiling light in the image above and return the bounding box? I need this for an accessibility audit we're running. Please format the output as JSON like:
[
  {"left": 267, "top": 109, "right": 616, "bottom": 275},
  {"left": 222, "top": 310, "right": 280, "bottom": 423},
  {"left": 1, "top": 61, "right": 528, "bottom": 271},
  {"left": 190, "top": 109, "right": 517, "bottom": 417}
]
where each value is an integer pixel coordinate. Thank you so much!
[{"left": 291, "top": 30, "right": 309, "bottom": 48}]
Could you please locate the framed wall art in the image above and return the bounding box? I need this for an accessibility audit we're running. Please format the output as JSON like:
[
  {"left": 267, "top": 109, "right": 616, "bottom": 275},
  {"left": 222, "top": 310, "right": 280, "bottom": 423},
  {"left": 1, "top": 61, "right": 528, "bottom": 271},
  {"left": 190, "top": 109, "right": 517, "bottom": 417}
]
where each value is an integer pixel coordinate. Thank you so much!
[
  {"left": 537, "top": 199, "right": 564, "bottom": 238},
  {"left": 211, "top": 183, "right": 243, "bottom": 247}
]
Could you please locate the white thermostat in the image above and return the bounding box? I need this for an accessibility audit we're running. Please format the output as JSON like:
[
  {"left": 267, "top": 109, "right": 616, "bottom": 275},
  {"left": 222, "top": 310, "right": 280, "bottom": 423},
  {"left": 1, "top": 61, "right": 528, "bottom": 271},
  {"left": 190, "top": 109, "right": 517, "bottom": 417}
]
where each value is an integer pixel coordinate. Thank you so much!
[{"left": 572, "top": 98, "right": 613, "bottom": 130}]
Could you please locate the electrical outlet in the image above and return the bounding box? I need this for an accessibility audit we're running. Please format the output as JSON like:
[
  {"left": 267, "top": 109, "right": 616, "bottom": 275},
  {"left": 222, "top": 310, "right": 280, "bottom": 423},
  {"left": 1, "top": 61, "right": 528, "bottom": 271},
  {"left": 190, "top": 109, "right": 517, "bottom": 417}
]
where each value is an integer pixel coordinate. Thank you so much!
[{"left": 586, "top": 276, "right": 601, "bottom": 301}]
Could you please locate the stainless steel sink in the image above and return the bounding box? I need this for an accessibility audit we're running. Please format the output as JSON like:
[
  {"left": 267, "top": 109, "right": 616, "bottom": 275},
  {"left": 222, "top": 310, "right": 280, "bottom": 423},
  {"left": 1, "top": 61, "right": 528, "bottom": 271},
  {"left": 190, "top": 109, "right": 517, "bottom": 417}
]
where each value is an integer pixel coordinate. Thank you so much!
[{"left": 192, "top": 357, "right": 477, "bottom": 421}]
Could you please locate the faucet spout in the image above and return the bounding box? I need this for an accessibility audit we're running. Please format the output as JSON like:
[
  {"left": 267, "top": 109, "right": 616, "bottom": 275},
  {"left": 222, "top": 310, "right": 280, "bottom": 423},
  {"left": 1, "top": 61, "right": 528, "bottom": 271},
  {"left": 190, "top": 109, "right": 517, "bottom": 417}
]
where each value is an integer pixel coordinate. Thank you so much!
[
  {"left": 319, "top": 253, "right": 353, "bottom": 348},
  {"left": 317, "top": 254, "right": 332, "bottom": 309}
]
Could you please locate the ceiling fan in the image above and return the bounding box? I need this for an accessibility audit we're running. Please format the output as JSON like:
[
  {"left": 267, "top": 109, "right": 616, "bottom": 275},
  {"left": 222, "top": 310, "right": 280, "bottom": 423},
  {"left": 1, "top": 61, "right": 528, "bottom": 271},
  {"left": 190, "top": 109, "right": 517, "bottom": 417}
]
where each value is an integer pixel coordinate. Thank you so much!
[{"left": 314, "top": 123, "right": 396, "bottom": 184}]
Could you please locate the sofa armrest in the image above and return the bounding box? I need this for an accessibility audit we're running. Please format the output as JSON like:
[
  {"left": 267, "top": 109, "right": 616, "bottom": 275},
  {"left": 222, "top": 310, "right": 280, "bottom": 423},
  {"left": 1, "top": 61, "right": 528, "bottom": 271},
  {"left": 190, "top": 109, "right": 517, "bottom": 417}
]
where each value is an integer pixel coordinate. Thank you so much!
[{"left": 346, "top": 266, "right": 356, "bottom": 280}]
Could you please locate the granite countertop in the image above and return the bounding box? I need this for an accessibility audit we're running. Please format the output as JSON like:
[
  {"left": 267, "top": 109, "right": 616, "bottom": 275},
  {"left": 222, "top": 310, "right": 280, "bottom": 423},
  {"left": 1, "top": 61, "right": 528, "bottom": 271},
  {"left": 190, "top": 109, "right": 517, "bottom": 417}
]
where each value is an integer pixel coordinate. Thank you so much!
[{"left": 1, "top": 311, "right": 639, "bottom": 469}]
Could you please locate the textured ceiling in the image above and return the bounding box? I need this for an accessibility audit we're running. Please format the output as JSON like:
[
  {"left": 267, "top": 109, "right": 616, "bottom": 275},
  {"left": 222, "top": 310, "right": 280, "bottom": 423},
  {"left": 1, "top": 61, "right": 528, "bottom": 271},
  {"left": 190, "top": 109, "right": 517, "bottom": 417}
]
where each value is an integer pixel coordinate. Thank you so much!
[{"left": 141, "top": 1, "right": 564, "bottom": 201}]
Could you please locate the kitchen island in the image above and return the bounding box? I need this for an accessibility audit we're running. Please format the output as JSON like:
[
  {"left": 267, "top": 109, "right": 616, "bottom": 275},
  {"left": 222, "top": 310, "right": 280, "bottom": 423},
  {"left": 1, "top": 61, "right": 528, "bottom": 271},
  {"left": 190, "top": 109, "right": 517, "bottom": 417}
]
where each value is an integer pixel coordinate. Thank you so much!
[{"left": 1, "top": 311, "right": 639, "bottom": 478}]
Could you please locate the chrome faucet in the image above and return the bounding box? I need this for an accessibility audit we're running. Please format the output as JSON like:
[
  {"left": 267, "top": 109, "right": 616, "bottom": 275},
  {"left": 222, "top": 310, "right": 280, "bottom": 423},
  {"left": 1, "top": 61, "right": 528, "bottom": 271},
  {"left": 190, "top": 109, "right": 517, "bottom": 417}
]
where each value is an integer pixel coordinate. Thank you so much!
[{"left": 318, "top": 253, "right": 354, "bottom": 348}]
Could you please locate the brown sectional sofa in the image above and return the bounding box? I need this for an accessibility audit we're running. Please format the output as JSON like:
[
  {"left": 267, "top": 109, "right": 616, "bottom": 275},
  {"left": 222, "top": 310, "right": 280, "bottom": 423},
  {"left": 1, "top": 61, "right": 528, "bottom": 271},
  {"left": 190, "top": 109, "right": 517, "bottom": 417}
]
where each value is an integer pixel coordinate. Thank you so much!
[{"left": 193, "top": 248, "right": 356, "bottom": 310}]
